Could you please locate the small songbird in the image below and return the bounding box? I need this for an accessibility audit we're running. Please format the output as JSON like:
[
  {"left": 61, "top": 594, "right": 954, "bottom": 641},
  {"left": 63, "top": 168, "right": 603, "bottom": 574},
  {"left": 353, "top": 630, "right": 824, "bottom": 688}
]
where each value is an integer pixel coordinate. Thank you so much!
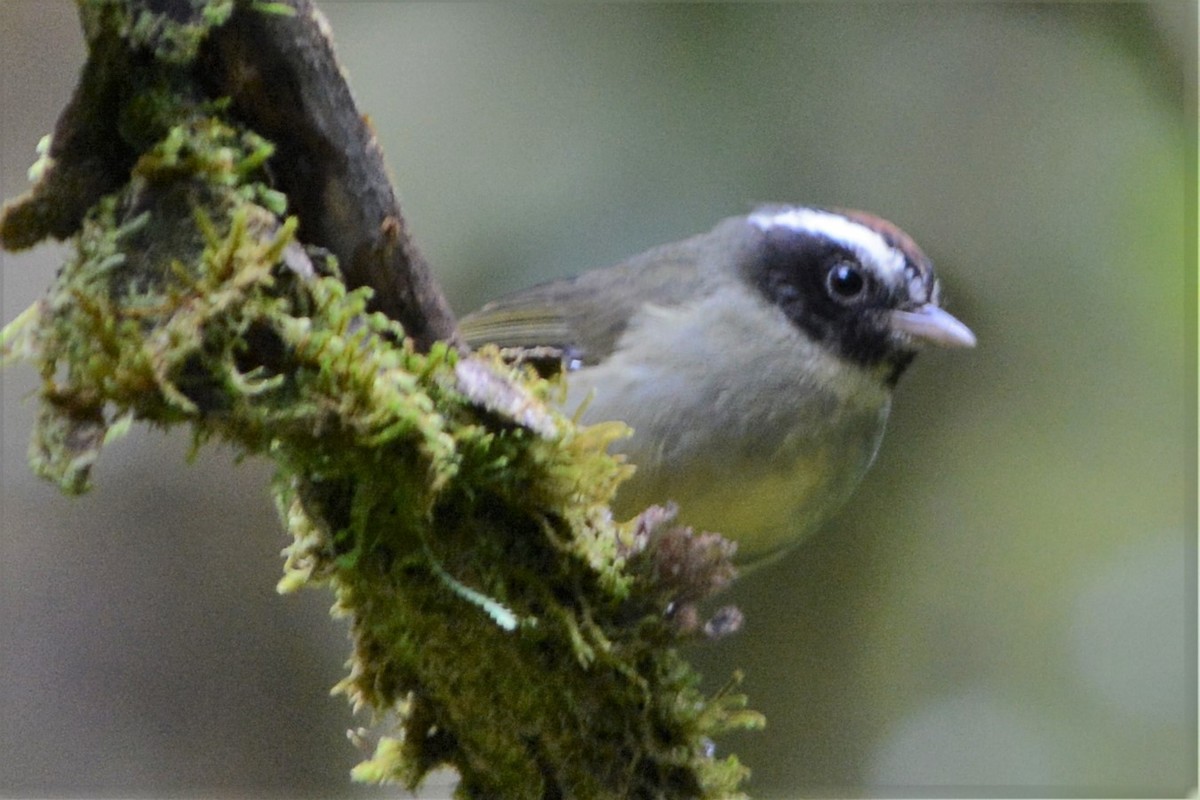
[{"left": 460, "top": 206, "right": 975, "bottom": 565}]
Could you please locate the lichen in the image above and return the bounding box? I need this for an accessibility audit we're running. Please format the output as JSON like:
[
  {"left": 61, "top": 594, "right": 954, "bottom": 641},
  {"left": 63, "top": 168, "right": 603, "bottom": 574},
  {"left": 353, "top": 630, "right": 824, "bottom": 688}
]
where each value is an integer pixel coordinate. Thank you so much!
[{"left": 0, "top": 1, "right": 763, "bottom": 797}]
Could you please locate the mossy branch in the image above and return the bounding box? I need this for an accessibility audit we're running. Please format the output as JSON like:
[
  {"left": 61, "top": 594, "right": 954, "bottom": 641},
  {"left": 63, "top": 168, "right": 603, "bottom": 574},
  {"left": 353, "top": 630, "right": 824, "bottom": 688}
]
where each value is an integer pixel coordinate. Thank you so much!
[{"left": 0, "top": 1, "right": 763, "bottom": 798}]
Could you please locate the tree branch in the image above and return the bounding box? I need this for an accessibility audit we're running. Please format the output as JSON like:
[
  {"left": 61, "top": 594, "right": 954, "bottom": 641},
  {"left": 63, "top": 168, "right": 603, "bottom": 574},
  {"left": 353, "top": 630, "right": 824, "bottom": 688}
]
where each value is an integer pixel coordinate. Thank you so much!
[
  {"left": 0, "top": 1, "right": 760, "bottom": 797},
  {"left": 196, "top": 0, "right": 460, "bottom": 350},
  {"left": 1, "top": 0, "right": 459, "bottom": 351}
]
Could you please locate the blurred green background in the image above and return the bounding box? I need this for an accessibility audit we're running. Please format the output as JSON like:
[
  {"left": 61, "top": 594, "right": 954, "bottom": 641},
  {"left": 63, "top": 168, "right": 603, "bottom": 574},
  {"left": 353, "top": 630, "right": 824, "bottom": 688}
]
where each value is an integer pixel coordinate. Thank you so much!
[{"left": 1, "top": 3, "right": 1194, "bottom": 797}]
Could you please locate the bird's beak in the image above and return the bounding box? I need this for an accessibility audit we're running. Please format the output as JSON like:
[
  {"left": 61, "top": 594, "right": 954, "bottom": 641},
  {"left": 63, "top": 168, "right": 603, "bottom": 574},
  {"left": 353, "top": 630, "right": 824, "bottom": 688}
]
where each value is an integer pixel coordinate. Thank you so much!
[{"left": 889, "top": 304, "right": 977, "bottom": 348}]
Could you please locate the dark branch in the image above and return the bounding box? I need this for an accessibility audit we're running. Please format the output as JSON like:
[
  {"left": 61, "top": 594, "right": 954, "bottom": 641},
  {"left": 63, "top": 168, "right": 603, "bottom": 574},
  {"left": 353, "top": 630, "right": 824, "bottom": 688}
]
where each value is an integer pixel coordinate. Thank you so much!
[
  {"left": 196, "top": 1, "right": 461, "bottom": 351},
  {"left": 0, "top": 3, "right": 759, "bottom": 796},
  {"left": 1, "top": 0, "right": 460, "bottom": 352}
]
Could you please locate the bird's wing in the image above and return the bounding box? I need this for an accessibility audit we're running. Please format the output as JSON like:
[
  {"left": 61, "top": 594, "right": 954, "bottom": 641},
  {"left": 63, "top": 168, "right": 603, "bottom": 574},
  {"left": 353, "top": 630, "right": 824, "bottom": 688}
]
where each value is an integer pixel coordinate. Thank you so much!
[{"left": 459, "top": 240, "right": 710, "bottom": 366}]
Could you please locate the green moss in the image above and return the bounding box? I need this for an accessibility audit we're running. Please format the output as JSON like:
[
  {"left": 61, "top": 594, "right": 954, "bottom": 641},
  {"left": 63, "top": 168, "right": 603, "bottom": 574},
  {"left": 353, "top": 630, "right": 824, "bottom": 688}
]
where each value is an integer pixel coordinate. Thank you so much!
[
  {"left": 120, "top": 0, "right": 235, "bottom": 64},
  {"left": 1, "top": 1, "right": 763, "bottom": 797}
]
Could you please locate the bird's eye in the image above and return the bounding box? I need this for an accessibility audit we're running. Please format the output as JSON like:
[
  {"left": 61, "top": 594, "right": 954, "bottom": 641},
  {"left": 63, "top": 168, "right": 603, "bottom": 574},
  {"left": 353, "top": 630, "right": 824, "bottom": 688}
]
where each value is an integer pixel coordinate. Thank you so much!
[{"left": 826, "top": 263, "right": 867, "bottom": 302}]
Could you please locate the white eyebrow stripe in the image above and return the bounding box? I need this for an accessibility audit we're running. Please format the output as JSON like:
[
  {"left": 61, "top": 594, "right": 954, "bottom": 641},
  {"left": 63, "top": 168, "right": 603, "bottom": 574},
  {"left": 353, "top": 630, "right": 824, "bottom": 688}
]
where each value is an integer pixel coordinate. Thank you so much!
[{"left": 747, "top": 207, "right": 907, "bottom": 279}]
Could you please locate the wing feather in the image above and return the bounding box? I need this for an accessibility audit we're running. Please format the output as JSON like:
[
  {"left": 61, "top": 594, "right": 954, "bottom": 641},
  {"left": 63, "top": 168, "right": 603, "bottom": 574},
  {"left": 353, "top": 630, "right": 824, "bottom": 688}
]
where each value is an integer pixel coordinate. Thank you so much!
[{"left": 460, "top": 234, "right": 714, "bottom": 366}]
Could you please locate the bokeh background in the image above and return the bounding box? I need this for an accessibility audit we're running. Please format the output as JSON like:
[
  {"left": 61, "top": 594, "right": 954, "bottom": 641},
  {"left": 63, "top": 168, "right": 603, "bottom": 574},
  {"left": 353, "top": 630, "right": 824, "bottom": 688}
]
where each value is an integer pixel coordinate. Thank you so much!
[{"left": 1, "top": 3, "right": 1194, "bottom": 798}]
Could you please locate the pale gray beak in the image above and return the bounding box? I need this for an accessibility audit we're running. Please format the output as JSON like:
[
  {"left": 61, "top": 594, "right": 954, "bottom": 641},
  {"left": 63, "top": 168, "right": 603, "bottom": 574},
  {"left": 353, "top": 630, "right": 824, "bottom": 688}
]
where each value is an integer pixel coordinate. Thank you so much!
[{"left": 889, "top": 304, "right": 977, "bottom": 348}]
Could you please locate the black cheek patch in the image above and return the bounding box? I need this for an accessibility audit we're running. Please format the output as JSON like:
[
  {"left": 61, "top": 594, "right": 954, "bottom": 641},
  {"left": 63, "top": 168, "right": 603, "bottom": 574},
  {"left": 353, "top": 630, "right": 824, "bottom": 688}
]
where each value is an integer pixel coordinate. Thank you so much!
[{"left": 748, "top": 230, "right": 909, "bottom": 373}]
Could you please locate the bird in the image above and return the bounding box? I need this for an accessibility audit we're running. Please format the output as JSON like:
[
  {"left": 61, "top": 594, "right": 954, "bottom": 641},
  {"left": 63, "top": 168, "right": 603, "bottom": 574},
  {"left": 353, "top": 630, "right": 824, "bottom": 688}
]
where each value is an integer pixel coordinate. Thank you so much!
[{"left": 459, "top": 206, "right": 975, "bottom": 566}]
